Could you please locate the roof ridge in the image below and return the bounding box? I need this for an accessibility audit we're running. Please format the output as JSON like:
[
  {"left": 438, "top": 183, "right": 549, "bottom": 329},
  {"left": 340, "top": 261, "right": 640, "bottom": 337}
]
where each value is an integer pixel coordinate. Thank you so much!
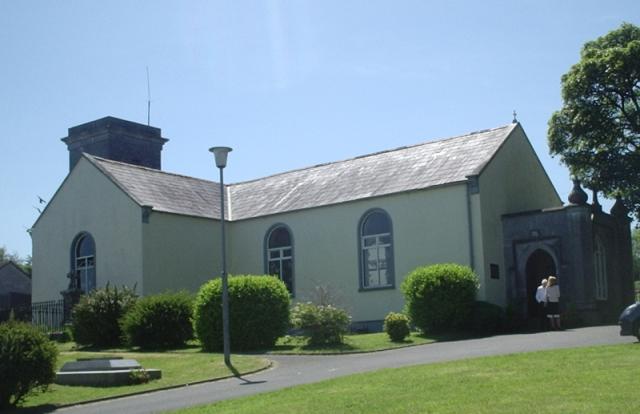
[
  {"left": 0, "top": 261, "right": 30, "bottom": 277},
  {"left": 229, "top": 123, "right": 514, "bottom": 187}
]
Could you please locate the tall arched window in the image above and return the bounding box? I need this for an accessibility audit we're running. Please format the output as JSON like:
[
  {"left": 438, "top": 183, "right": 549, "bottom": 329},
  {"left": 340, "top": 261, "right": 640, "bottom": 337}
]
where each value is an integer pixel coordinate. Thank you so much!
[
  {"left": 266, "top": 225, "right": 294, "bottom": 294},
  {"left": 594, "top": 236, "right": 608, "bottom": 300},
  {"left": 359, "top": 209, "right": 394, "bottom": 289},
  {"left": 73, "top": 233, "right": 96, "bottom": 293}
]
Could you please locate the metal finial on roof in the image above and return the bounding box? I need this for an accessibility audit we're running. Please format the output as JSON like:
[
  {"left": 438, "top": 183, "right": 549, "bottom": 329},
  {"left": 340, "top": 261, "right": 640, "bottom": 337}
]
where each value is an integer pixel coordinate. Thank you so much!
[{"left": 512, "top": 110, "right": 518, "bottom": 124}]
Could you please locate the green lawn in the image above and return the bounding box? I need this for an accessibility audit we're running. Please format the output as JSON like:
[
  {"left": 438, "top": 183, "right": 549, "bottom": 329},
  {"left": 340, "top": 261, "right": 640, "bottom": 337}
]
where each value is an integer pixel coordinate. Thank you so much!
[
  {"left": 173, "top": 343, "right": 640, "bottom": 414},
  {"left": 21, "top": 345, "right": 270, "bottom": 409},
  {"left": 268, "top": 332, "right": 436, "bottom": 354},
  {"left": 20, "top": 332, "right": 434, "bottom": 409}
]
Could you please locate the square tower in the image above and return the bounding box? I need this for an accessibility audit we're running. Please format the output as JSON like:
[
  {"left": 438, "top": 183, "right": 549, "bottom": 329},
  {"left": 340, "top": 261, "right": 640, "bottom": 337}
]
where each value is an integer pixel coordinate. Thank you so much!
[{"left": 62, "top": 116, "right": 169, "bottom": 171}]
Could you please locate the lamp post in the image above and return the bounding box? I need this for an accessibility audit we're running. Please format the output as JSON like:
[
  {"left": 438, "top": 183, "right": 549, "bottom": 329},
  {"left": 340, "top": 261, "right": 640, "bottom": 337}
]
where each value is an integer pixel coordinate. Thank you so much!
[{"left": 209, "top": 146, "right": 232, "bottom": 368}]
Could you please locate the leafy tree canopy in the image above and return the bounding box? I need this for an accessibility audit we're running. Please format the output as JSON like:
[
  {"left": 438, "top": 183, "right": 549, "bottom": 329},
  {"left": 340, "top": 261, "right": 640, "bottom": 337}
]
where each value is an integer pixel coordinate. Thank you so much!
[
  {"left": 0, "top": 246, "right": 32, "bottom": 276},
  {"left": 548, "top": 23, "right": 640, "bottom": 219},
  {"left": 633, "top": 227, "right": 640, "bottom": 281}
]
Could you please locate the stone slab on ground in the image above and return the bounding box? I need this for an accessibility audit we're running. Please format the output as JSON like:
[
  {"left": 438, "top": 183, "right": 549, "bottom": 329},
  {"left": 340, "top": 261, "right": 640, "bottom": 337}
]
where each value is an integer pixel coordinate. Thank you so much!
[
  {"left": 55, "top": 368, "right": 162, "bottom": 386},
  {"left": 60, "top": 358, "right": 141, "bottom": 372}
]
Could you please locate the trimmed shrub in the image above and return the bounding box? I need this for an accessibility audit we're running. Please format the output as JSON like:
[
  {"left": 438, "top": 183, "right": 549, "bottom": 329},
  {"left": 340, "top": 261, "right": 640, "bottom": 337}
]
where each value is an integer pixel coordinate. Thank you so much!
[
  {"left": 193, "top": 275, "right": 290, "bottom": 351},
  {"left": 469, "top": 301, "right": 504, "bottom": 336},
  {"left": 401, "top": 263, "right": 479, "bottom": 334},
  {"left": 71, "top": 284, "right": 138, "bottom": 347},
  {"left": 291, "top": 302, "right": 351, "bottom": 345},
  {"left": 384, "top": 312, "right": 411, "bottom": 342},
  {"left": 0, "top": 321, "right": 58, "bottom": 409},
  {"left": 121, "top": 291, "right": 194, "bottom": 349}
]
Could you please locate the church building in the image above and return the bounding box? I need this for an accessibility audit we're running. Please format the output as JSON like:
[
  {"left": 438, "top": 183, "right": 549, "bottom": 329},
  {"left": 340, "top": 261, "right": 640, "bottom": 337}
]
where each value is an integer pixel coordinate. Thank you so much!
[{"left": 31, "top": 117, "right": 634, "bottom": 328}]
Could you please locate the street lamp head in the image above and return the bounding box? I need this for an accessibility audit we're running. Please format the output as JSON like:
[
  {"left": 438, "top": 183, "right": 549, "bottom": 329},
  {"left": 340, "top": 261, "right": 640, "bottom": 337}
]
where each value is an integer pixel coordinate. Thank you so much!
[{"left": 209, "top": 146, "right": 233, "bottom": 169}]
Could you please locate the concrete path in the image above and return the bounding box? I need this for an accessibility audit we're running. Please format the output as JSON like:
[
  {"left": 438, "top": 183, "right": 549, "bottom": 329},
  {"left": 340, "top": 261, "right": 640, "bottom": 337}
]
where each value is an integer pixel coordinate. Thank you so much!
[{"left": 48, "top": 326, "right": 636, "bottom": 414}]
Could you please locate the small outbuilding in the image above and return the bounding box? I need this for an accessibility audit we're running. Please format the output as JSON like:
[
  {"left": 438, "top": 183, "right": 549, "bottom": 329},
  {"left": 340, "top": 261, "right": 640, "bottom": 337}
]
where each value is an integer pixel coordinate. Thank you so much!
[{"left": 0, "top": 261, "right": 31, "bottom": 321}]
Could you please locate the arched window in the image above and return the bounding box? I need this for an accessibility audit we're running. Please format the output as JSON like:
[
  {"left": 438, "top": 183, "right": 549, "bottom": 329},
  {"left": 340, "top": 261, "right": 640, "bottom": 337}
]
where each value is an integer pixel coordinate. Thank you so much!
[
  {"left": 359, "top": 209, "right": 394, "bottom": 289},
  {"left": 266, "top": 225, "right": 294, "bottom": 294},
  {"left": 594, "top": 236, "right": 608, "bottom": 300},
  {"left": 73, "top": 233, "right": 96, "bottom": 293}
]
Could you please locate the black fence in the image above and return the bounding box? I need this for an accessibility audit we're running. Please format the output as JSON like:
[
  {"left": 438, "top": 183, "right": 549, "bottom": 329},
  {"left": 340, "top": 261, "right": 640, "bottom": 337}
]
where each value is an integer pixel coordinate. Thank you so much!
[
  {"left": 31, "top": 299, "right": 66, "bottom": 333},
  {"left": 0, "top": 299, "right": 66, "bottom": 333}
]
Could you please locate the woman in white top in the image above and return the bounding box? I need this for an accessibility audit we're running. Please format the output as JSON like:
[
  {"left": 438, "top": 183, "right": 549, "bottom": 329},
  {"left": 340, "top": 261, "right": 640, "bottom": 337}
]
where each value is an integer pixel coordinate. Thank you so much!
[
  {"left": 535, "top": 278, "right": 547, "bottom": 330},
  {"left": 545, "top": 276, "right": 561, "bottom": 330}
]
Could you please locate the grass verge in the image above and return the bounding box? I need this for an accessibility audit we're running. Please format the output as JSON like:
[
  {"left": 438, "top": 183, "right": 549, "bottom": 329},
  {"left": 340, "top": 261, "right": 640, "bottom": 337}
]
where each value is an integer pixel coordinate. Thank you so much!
[
  {"left": 20, "top": 345, "right": 270, "bottom": 409},
  {"left": 173, "top": 343, "right": 640, "bottom": 413},
  {"left": 267, "top": 332, "right": 436, "bottom": 354}
]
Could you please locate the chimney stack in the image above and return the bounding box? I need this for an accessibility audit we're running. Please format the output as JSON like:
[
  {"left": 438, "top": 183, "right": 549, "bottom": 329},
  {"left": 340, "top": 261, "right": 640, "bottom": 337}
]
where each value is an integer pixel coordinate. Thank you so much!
[{"left": 62, "top": 116, "right": 169, "bottom": 171}]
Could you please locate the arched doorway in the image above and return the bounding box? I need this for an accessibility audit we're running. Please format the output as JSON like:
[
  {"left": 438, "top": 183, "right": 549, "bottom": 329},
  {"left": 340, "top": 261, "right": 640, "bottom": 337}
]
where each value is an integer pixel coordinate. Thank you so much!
[{"left": 525, "top": 249, "right": 556, "bottom": 319}]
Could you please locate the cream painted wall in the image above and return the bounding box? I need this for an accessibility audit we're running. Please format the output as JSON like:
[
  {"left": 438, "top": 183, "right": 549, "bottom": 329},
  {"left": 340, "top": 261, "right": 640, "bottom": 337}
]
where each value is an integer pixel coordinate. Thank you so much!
[
  {"left": 228, "top": 184, "right": 472, "bottom": 322},
  {"left": 31, "top": 158, "right": 143, "bottom": 302},
  {"left": 142, "top": 212, "right": 220, "bottom": 295},
  {"left": 476, "top": 125, "right": 562, "bottom": 305},
  {"left": 31, "top": 127, "right": 561, "bottom": 322}
]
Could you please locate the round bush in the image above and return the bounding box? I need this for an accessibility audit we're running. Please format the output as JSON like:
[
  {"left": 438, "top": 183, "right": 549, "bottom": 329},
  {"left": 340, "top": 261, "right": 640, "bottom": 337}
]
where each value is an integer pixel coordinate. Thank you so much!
[
  {"left": 291, "top": 302, "right": 351, "bottom": 345},
  {"left": 0, "top": 321, "right": 58, "bottom": 409},
  {"left": 193, "top": 275, "right": 291, "bottom": 352},
  {"left": 469, "top": 301, "right": 504, "bottom": 336},
  {"left": 71, "top": 284, "right": 138, "bottom": 347},
  {"left": 121, "top": 291, "right": 194, "bottom": 349},
  {"left": 383, "top": 312, "right": 411, "bottom": 342},
  {"left": 401, "top": 263, "right": 479, "bottom": 334}
]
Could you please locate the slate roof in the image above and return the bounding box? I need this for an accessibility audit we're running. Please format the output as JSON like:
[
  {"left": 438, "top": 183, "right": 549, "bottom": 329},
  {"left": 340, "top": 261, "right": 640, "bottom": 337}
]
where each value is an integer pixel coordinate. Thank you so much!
[
  {"left": 0, "top": 262, "right": 31, "bottom": 295},
  {"left": 88, "top": 123, "right": 518, "bottom": 221},
  {"left": 88, "top": 156, "right": 224, "bottom": 219}
]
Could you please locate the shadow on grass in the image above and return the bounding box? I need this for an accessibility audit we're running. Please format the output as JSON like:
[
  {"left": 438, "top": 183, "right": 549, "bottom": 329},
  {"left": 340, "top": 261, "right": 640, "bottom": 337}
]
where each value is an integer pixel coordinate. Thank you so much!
[
  {"left": 61, "top": 341, "right": 202, "bottom": 354},
  {"left": 300, "top": 342, "right": 357, "bottom": 352},
  {"left": 7, "top": 403, "right": 58, "bottom": 414}
]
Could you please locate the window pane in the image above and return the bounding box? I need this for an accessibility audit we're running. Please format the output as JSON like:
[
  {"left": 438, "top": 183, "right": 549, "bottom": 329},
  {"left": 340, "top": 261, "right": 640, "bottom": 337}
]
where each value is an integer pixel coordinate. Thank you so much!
[
  {"left": 379, "top": 234, "right": 391, "bottom": 245},
  {"left": 363, "top": 236, "right": 376, "bottom": 247},
  {"left": 378, "top": 246, "right": 389, "bottom": 270},
  {"left": 362, "top": 212, "right": 390, "bottom": 236},
  {"left": 282, "top": 248, "right": 292, "bottom": 257},
  {"left": 268, "top": 261, "right": 281, "bottom": 277},
  {"left": 384, "top": 246, "right": 392, "bottom": 271},
  {"left": 269, "top": 250, "right": 280, "bottom": 259},
  {"left": 76, "top": 235, "right": 95, "bottom": 257},
  {"left": 269, "top": 227, "right": 291, "bottom": 248},
  {"left": 282, "top": 259, "right": 293, "bottom": 292},
  {"left": 367, "top": 269, "right": 379, "bottom": 287},
  {"left": 364, "top": 249, "right": 378, "bottom": 271},
  {"left": 86, "top": 268, "right": 96, "bottom": 292},
  {"left": 378, "top": 268, "right": 388, "bottom": 286}
]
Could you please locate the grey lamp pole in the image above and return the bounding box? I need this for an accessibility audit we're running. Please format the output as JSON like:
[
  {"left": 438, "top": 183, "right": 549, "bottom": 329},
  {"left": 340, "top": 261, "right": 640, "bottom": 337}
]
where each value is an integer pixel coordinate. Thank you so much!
[{"left": 209, "top": 146, "right": 232, "bottom": 368}]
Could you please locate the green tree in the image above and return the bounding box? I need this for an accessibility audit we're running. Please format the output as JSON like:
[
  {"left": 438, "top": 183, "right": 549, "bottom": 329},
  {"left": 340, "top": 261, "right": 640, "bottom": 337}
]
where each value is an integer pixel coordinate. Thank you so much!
[
  {"left": 633, "top": 227, "right": 640, "bottom": 281},
  {"left": 0, "top": 246, "right": 16, "bottom": 264},
  {"left": 0, "top": 247, "right": 31, "bottom": 276},
  {"left": 548, "top": 23, "right": 640, "bottom": 219}
]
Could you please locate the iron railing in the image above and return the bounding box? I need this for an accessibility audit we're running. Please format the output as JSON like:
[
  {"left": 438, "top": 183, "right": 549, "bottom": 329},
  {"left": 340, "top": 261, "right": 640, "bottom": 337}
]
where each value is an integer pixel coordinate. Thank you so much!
[
  {"left": 0, "top": 299, "right": 68, "bottom": 333},
  {"left": 31, "top": 299, "right": 66, "bottom": 333}
]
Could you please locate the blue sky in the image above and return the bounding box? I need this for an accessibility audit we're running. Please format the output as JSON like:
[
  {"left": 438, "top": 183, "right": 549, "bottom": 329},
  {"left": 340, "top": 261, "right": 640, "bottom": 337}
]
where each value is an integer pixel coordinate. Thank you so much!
[{"left": 1, "top": 1, "right": 638, "bottom": 259}]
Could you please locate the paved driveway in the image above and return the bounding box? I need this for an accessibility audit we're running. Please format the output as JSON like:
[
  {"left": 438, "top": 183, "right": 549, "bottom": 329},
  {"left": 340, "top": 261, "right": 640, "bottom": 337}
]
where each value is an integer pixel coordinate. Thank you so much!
[{"left": 49, "top": 325, "right": 636, "bottom": 414}]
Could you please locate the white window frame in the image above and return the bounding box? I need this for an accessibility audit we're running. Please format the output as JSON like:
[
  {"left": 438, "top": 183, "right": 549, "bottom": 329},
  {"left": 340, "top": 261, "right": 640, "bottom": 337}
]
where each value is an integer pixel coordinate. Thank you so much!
[
  {"left": 359, "top": 209, "right": 394, "bottom": 290},
  {"left": 73, "top": 234, "right": 96, "bottom": 293},
  {"left": 265, "top": 225, "right": 294, "bottom": 295}
]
